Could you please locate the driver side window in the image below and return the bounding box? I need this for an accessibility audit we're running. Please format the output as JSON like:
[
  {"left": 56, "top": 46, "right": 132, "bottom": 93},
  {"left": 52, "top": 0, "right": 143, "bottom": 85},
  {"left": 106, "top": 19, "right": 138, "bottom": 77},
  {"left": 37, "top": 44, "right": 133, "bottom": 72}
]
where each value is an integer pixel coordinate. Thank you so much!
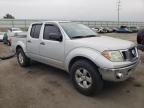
[{"left": 43, "top": 24, "right": 61, "bottom": 40}]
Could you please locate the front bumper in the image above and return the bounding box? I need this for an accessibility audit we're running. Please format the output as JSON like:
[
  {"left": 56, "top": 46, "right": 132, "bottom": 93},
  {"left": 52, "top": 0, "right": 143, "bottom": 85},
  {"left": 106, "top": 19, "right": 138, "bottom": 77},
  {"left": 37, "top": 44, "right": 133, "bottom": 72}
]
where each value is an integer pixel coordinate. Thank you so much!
[{"left": 99, "top": 60, "right": 139, "bottom": 82}]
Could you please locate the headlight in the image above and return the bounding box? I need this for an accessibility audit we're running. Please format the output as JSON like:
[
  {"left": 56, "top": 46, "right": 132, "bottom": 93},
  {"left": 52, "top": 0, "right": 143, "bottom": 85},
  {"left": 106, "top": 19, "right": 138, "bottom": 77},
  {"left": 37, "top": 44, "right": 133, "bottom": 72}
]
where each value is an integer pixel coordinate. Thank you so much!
[{"left": 102, "top": 50, "right": 123, "bottom": 62}]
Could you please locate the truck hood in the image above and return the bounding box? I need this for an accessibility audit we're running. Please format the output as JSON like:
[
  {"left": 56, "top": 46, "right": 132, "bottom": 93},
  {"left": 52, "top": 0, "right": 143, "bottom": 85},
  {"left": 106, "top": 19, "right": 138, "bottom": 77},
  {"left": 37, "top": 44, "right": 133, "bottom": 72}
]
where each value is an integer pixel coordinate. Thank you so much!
[{"left": 70, "top": 36, "right": 135, "bottom": 52}]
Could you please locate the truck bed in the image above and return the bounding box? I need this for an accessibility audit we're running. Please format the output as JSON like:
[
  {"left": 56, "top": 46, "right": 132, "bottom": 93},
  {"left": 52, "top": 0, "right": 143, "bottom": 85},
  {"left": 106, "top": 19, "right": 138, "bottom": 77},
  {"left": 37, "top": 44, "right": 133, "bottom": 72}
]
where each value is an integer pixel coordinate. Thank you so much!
[{"left": 11, "top": 32, "right": 27, "bottom": 53}]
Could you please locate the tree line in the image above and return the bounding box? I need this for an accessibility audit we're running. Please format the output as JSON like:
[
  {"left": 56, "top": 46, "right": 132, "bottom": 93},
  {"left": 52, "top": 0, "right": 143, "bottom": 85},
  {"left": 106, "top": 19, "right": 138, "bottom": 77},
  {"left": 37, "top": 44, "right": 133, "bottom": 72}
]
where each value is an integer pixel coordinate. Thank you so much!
[{"left": 2, "top": 13, "right": 15, "bottom": 19}]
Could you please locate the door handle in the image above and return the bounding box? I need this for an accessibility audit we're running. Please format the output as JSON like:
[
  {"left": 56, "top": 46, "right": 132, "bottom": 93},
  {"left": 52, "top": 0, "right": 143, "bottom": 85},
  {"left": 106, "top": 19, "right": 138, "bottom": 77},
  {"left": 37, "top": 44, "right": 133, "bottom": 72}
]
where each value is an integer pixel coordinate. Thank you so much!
[
  {"left": 27, "top": 40, "right": 31, "bottom": 43},
  {"left": 40, "top": 42, "right": 45, "bottom": 45}
]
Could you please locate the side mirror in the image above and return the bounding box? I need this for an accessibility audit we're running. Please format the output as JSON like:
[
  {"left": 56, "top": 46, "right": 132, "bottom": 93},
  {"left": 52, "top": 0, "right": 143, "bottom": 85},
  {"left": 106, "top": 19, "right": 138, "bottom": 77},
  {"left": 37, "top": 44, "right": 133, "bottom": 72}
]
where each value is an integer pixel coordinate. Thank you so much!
[{"left": 49, "top": 33, "right": 62, "bottom": 42}]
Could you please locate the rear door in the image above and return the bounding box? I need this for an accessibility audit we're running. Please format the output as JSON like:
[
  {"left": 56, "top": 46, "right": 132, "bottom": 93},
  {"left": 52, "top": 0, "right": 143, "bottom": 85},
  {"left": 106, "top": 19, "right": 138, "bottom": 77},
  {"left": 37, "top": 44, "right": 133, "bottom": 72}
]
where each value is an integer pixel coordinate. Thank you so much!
[{"left": 27, "top": 23, "right": 42, "bottom": 59}]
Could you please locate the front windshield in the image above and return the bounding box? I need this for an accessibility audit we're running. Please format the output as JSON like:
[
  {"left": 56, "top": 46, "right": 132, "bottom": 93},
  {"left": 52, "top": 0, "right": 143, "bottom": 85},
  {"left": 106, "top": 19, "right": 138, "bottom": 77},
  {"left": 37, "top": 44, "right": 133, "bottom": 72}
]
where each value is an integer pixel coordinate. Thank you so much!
[{"left": 60, "top": 22, "right": 98, "bottom": 38}]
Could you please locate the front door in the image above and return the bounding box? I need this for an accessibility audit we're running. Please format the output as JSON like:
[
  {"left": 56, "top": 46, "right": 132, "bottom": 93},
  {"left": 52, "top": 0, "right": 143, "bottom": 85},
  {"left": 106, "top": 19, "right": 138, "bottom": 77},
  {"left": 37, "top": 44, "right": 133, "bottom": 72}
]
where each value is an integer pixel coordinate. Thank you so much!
[{"left": 39, "top": 24, "right": 65, "bottom": 68}]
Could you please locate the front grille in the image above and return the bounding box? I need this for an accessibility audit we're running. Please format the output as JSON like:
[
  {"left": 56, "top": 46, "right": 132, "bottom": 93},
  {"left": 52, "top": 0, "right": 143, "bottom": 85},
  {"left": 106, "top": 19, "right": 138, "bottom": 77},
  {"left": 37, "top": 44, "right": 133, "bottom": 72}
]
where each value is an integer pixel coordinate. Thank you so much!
[{"left": 121, "top": 47, "right": 137, "bottom": 61}]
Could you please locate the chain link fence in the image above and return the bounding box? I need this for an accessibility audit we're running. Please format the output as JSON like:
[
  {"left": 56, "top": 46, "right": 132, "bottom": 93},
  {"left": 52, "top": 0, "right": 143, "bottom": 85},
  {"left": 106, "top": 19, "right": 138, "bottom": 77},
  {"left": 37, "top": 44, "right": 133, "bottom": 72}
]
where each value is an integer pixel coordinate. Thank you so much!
[{"left": 0, "top": 19, "right": 144, "bottom": 29}]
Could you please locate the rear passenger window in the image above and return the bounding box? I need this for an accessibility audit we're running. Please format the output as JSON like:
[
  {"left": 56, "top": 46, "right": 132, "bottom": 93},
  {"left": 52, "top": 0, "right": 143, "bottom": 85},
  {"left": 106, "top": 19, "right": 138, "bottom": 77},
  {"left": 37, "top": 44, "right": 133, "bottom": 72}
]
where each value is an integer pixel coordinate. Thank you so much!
[
  {"left": 30, "top": 25, "right": 36, "bottom": 37},
  {"left": 30, "top": 24, "right": 42, "bottom": 38}
]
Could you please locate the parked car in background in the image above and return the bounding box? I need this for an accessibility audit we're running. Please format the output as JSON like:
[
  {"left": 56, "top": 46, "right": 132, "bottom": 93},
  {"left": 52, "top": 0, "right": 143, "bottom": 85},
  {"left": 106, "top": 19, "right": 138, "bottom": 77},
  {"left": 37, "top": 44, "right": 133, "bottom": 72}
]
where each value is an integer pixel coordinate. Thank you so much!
[
  {"left": 7, "top": 28, "right": 23, "bottom": 33},
  {"left": 103, "top": 27, "right": 113, "bottom": 33},
  {"left": 99, "top": 27, "right": 106, "bottom": 33},
  {"left": 0, "top": 32, "right": 4, "bottom": 41},
  {"left": 11, "top": 21, "right": 139, "bottom": 96},
  {"left": 112, "top": 27, "right": 119, "bottom": 32},
  {"left": 91, "top": 27, "right": 99, "bottom": 33},
  {"left": 4, "top": 28, "right": 23, "bottom": 46},
  {"left": 95, "top": 27, "right": 106, "bottom": 33},
  {"left": 92, "top": 27, "right": 104, "bottom": 33},
  {"left": 128, "top": 26, "right": 139, "bottom": 33},
  {"left": 92, "top": 27, "right": 113, "bottom": 33},
  {"left": 117, "top": 26, "right": 132, "bottom": 33},
  {"left": 7, "top": 27, "right": 23, "bottom": 39}
]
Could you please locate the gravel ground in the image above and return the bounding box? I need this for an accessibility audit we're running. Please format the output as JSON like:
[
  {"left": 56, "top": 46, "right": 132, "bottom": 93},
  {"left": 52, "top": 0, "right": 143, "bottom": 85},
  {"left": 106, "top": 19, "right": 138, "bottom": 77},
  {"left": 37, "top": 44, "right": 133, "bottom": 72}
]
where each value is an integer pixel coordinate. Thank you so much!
[
  {"left": 0, "top": 33, "right": 144, "bottom": 108},
  {"left": 0, "top": 42, "right": 15, "bottom": 60},
  {"left": 0, "top": 43, "right": 10, "bottom": 54}
]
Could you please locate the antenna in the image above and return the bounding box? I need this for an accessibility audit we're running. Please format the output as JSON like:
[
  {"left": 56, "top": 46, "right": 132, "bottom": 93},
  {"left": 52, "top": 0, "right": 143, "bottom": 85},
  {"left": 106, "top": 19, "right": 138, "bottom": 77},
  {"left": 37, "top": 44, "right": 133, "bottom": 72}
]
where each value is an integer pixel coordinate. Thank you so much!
[{"left": 117, "top": 0, "right": 121, "bottom": 27}]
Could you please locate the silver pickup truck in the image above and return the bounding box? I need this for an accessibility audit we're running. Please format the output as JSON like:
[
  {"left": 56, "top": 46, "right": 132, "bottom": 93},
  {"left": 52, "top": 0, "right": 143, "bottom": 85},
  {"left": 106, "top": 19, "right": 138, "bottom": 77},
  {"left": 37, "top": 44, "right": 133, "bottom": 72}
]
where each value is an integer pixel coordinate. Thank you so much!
[{"left": 11, "top": 21, "right": 139, "bottom": 96}]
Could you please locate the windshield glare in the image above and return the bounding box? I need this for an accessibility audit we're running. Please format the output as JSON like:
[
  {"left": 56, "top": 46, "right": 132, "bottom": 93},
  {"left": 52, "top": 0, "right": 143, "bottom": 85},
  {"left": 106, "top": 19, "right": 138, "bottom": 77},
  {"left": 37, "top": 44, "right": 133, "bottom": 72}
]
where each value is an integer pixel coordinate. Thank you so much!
[{"left": 60, "top": 22, "right": 98, "bottom": 38}]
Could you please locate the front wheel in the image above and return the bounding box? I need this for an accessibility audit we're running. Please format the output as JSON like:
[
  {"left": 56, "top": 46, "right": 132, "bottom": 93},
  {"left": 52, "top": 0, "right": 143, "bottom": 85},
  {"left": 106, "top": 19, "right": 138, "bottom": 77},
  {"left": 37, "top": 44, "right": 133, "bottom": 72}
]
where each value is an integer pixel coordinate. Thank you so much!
[
  {"left": 16, "top": 48, "right": 30, "bottom": 67},
  {"left": 70, "top": 60, "right": 103, "bottom": 96}
]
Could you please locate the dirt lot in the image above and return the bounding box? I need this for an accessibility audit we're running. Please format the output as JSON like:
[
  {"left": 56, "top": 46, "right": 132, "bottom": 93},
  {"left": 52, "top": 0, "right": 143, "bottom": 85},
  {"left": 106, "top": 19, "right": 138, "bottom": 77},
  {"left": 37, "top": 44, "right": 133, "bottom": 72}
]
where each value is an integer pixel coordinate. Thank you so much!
[{"left": 0, "top": 33, "right": 144, "bottom": 108}]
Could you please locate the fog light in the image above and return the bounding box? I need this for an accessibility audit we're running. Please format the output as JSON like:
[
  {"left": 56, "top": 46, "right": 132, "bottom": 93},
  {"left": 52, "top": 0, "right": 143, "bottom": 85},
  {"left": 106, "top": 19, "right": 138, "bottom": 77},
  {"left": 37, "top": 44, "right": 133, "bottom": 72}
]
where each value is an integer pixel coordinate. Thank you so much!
[{"left": 116, "top": 72, "right": 124, "bottom": 79}]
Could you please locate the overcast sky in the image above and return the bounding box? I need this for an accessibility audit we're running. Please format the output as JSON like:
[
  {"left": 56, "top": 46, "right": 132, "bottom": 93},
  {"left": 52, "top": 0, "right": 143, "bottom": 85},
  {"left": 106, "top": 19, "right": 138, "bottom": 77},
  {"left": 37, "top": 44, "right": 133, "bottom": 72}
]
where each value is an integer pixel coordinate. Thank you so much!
[{"left": 0, "top": 0, "right": 144, "bottom": 21}]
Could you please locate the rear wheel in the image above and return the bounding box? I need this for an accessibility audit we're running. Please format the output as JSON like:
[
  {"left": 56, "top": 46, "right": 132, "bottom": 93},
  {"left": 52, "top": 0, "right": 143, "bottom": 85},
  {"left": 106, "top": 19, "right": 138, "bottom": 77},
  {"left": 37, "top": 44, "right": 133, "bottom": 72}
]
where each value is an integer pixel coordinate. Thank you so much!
[
  {"left": 70, "top": 59, "right": 103, "bottom": 96},
  {"left": 16, "top": 48, "right": 30, "bottom": 67}
]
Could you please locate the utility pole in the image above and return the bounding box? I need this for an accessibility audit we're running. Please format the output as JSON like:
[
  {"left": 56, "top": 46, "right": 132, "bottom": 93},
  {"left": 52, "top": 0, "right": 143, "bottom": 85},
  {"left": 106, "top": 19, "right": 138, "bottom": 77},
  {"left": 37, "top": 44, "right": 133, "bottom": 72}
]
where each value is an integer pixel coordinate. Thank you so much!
[{"left": 117, "top": 0, "right": 121, "bottom": 27}]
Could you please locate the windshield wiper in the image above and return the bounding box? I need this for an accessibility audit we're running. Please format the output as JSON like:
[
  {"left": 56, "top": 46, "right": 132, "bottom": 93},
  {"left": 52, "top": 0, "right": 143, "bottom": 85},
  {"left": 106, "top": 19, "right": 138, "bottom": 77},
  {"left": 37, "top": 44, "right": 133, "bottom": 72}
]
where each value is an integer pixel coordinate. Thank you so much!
[
  {"left": 71, "top": 36, "right": 86, "bottom": 39},
  {"left": 85, "top": 35, "right": 97, "bottom": 37},
  {"left": 71, "top": 35, "right": 98, "bottom": 39}
]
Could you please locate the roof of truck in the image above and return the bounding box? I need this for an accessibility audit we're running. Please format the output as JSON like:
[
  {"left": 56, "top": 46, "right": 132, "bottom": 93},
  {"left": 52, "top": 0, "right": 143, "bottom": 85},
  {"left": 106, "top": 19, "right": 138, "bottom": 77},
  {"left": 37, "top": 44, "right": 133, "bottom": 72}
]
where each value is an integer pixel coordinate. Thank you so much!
[
  {"left": 44, "top": 21, "right": 71, "bottom": 23},
  {"left": 32, "top": 21, "right": 71, "bottom": 24}
]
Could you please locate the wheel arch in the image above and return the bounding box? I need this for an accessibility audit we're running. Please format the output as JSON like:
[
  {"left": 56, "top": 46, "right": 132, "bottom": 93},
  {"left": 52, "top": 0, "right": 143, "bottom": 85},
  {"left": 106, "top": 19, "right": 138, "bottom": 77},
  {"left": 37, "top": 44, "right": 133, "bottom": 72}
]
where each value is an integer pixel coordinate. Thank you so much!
[
  {"left": 68, "top": 56, "right": 99, "bottom": 72},
  {"left": 16, "top": 45, "right": 23, "bottom": 52},
  {"left": 15, "top": 41, "right": 26, "bottom": 53}
]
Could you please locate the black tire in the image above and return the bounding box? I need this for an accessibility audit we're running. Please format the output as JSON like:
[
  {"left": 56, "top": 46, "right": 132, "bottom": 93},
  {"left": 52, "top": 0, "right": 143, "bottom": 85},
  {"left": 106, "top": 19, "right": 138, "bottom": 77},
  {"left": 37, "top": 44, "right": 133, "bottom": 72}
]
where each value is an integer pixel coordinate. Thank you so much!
[
  {"left": 16, "top": 48, "right": 30, "bottom": 67},
  {"left": 70, "top": 59, "right": 103, "bottom": 96}
]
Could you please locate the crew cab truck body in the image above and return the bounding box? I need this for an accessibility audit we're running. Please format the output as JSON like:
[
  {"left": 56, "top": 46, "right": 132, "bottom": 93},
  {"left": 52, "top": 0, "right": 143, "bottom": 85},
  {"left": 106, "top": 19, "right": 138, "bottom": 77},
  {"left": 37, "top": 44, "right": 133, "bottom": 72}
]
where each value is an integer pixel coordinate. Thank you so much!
[{"left": 11, "top": 21, "right": 139, "bottom": 96}]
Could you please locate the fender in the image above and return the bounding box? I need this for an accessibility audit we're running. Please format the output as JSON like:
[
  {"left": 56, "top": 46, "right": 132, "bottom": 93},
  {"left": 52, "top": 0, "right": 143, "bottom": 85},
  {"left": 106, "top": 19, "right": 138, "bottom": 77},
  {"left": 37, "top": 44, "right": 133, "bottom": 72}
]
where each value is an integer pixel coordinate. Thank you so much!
[
  {"left": 64, "top": 47, "right": 114, "bottom": 72},
  {"left": 16, "top": 41, "right": 26, "bottom": 53}
]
